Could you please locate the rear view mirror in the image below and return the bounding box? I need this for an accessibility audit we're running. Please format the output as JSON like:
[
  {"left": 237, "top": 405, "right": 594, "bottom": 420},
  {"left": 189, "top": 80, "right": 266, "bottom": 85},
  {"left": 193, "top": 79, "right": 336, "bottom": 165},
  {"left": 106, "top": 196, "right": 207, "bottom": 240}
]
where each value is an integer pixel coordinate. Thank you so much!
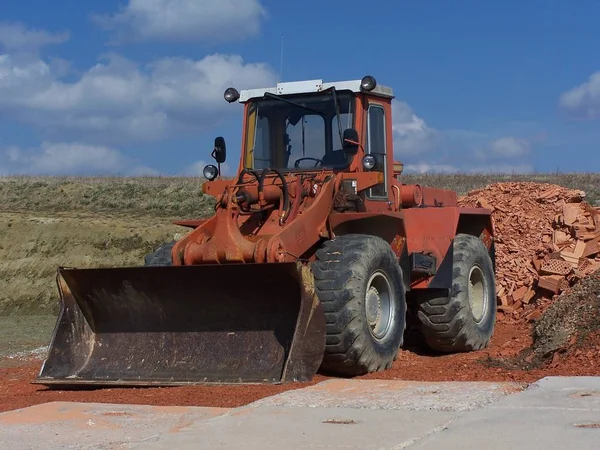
[
  {"left": 342, "top": 128, "right": 360, "bottom": 156},
  {"left": 212, "top": 137, "right": 226, "bottom": 164}
]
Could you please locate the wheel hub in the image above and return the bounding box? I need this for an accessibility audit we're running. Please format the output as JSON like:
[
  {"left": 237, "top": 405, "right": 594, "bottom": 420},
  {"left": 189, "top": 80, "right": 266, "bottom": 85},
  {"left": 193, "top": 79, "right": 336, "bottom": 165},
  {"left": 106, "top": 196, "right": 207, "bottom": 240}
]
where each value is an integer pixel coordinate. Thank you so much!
[
  {"left": 468, "top": 265, "right": 487, "bottom": 323},
  {"left": 366, "top": 287, "right": 381, "bottom": 327},
  {"left": 364, "top": 271, "right": 395, "bottom": 340}
]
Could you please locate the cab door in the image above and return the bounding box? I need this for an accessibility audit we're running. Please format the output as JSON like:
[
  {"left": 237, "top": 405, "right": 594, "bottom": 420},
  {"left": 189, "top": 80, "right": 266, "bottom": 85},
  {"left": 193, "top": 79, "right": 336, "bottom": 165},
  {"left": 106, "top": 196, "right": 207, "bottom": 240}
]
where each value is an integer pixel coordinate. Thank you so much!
[{"left": 365, "top": 101, "right": 390, "bottom": 201}]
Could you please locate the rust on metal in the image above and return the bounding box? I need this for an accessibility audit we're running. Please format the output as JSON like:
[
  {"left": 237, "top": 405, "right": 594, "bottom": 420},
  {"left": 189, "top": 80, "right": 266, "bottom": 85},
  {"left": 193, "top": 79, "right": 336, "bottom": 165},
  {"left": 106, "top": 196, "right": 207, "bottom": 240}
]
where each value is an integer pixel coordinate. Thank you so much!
[
  {"left": 36, "top": 263, "right": 325, "bottom": 386},
  {"left": 420, "top": 187, "right": 458, "bottom": 207}
]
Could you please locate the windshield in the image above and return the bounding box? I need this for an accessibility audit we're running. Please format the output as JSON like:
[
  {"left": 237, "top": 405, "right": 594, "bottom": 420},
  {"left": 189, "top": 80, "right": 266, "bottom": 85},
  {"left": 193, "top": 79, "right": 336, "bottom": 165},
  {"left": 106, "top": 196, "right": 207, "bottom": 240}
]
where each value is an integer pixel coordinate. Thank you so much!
[{"left": 245, "top": 90, "right": 355, "bottom": 171}]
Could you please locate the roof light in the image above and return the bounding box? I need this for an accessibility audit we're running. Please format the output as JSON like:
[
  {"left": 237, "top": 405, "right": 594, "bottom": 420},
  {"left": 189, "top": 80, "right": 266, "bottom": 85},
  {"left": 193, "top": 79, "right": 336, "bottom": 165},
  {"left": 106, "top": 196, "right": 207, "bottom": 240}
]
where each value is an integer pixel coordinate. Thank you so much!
[
  {"left": 360, "top": 75, "right": 377, "bottom": 91},
  {"left": 224, "top": 87, "right": 240, "bottom": 103}
]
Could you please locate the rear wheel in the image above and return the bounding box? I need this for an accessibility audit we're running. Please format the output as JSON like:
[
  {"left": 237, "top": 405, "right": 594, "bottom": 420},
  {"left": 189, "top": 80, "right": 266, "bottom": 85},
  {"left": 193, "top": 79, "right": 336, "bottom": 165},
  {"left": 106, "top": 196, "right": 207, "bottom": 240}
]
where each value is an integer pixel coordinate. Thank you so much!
[
  {"left": 144, "top": 240, "right": 175, "bottom": 266},
  {"left": 312, "top": 234, "right": 406, "bottom": 376},
  {"left": 416, "top": 233, "right": 496, "bottom": 352}
]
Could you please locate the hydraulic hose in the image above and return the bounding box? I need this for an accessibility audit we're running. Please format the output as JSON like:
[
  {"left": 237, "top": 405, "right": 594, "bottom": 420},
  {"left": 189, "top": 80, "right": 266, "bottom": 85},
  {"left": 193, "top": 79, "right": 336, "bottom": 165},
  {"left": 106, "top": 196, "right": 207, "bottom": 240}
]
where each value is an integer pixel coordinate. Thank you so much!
[{"left": 258, "top": 168, "right": 290, "bottom": 224}]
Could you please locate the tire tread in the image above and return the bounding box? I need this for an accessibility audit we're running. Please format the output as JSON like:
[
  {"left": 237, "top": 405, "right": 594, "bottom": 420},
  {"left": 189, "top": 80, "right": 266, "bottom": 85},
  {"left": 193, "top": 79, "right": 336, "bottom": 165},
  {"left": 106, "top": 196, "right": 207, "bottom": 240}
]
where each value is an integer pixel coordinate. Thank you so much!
[
  {"left": 416, "top": 233, "right": 496, "bottom": 352},
  {"left": 312, "top": 234, "right": 406, "bottom": 376}
]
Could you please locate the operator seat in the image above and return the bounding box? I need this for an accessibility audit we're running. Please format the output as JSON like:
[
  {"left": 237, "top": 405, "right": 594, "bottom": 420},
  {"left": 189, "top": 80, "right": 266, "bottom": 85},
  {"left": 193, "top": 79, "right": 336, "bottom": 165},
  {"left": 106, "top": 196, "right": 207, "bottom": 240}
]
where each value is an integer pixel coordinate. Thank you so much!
[{"left": 321, "top": 149, "right": 348, "bottom": 167}]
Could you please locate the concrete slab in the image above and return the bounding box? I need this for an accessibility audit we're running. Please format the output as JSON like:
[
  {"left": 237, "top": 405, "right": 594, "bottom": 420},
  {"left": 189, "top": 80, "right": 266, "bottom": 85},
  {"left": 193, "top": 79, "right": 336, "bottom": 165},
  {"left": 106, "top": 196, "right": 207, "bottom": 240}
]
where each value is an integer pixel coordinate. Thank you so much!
[
  {"left": 141, "top": 405, "right": 458, "bottom": 450},
  {"left": 138, "top": 379, "right": 523, "bottom": 449},
  {"left": 409, "top": 376, "right": 600, "bottom": 449},
  {"left": 487, "top": 376, "right": 600, "bottom": 410},
  {"left": 250, "top": 379, "right": 524, "bottom": 411},
  {"left": 0, "top": 401, "right": 230, "bottom": 450},
  {"left": 410, "top": 408, "right": 600, "bottom": 450},
  {"left": 3, "top": 378, "right": 598, "bottom": 450}
]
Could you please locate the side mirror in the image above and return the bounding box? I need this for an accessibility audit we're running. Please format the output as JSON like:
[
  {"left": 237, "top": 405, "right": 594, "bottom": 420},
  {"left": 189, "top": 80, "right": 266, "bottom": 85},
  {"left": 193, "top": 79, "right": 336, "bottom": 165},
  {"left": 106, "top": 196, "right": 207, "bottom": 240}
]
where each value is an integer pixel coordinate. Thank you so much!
[
  {"left": 342, "top": 128, "right": 360, "bottom": 156},
  {"left": 212, "top": 137, "right": 226, "bottom": 164}
]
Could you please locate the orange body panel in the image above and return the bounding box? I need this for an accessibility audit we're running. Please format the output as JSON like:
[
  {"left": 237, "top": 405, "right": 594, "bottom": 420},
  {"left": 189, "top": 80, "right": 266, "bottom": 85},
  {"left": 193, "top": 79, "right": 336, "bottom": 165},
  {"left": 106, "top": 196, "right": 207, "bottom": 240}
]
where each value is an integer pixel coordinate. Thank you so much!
[{"left": 171, "top": 87, "right": 494, "bottom": 291}]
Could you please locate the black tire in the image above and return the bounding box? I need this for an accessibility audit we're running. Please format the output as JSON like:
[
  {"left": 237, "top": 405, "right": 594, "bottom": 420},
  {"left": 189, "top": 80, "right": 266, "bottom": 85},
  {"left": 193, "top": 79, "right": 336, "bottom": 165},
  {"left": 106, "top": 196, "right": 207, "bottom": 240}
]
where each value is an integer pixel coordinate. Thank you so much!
[
  {"left": 144, "top": 240, "right": 176, "bottom": 266},
  {"left": 312, "top": 234, "right": 407, "bottom": 376},
  {"left": 417, "top": 233, "right": 496, "bottom": 353}
]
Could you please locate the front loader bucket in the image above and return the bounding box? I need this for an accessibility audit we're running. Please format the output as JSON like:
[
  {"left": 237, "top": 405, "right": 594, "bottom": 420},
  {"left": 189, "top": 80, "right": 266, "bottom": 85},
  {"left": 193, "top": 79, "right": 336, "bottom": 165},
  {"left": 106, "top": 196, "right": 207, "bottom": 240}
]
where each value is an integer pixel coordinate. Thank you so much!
[{"left": 35, "top": 262, "right": 325, "bottom": 386}]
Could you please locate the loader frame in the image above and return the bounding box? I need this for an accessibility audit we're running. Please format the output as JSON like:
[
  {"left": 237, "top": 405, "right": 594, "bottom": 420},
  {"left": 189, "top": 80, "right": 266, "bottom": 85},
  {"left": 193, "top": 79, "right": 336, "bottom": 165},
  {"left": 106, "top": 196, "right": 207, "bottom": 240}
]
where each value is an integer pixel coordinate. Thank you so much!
[
  {"left": 35, "top": 75, "right": 495, "bottom": 387},
  {"left": 173, "top": 76, "right": 494, "bottom": 286}
]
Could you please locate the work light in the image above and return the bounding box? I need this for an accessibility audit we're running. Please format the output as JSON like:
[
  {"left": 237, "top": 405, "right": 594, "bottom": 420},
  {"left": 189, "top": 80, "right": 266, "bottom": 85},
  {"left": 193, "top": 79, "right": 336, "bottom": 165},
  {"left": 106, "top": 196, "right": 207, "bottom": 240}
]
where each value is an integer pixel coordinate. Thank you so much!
[
  {"left": 203, "top": 164, "right": 218, "bottom": 180},
  {"left": 362, "top": 154, "right": 376, "bottom": 170}
]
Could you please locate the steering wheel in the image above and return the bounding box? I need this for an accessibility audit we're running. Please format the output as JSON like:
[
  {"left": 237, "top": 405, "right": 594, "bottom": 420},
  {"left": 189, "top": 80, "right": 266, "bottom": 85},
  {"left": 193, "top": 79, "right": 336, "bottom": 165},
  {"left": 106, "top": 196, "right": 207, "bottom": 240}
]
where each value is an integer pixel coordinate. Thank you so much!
[{"left": 294, "top": 157, "right": 323, "bottom": 168}]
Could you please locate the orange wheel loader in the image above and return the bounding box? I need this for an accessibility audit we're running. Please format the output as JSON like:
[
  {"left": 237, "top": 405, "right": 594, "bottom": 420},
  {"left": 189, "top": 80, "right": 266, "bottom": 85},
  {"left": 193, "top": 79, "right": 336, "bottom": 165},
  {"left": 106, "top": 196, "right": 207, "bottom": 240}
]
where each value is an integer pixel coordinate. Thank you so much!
[{"left": 35, "top": 76, "right": 496, "bottom": 386}]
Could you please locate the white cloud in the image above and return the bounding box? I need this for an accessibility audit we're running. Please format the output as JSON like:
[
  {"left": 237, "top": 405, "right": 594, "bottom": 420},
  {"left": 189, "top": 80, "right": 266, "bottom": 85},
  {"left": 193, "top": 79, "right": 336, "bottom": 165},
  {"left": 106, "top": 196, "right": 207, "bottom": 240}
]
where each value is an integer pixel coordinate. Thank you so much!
[
  {"left": 469, "top": 163, "right": 533, "bottom": 174},
  {"left": 128, "top": 165, "right": 161, "bottom": 176},
  {"left": 391, "top": 101, "right": 438, "bottom": 157},
  {"left": 94, "top": 0, "right": 267, "bottom": 44},
  {"left": 388, "top": 101, "right": 534, "bottom": 173},
  {"left": 402, "top": 161, "right": 533, "bottom": 175},
  {"left": 403, "top": 163, "right": 458, "bottom": 174},
  {"left": 559, "top": 71, "right": 600, "bottom": 119},
  {"left": 2, "top": 142, "right": 158, "bottom": 176},
  {"left": 0, "top": 51, "right": 277, "bottom": 144},
  {"left": 0, "top": 22, "right": 69, "bottom": 51},
  {"left": 475, "top": 136, "right": 532, "bottom": 159}
]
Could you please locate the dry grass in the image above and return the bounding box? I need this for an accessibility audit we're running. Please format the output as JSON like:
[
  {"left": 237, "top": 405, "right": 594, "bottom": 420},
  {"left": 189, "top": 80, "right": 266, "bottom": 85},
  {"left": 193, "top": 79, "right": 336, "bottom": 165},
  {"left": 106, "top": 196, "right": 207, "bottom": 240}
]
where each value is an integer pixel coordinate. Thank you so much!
[
  {"left": 0, "top": 173, "right": 598, "bottom": 316},
  {"left": 1, "top": 173, "right": 598, "bottom": 218},
  {"left": 0, "top": 212, "right": 182, "bottom": 315},
  {"left": 399, "top": 173, "right": 600, "bottom": 206},
  {"left": 0, "top": 176, "right": 214, "bottom": 218}
]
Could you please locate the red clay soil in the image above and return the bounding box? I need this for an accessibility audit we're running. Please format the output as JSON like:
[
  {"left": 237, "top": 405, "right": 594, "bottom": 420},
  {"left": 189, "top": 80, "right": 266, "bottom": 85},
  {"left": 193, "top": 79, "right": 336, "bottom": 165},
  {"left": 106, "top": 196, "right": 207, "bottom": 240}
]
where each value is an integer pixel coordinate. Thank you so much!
[
  {"left": 0, "top": 364, "right": 328, "bottom": 413},
  {"left": 3, "top": 319, "right": 600, "bottom": 414}
]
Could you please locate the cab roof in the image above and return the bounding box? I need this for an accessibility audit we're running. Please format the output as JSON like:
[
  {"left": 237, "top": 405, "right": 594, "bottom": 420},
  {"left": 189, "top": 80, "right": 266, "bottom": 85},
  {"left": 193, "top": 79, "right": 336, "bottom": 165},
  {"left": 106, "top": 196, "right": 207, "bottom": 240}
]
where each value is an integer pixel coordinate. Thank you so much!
[{"left": 239, "top": 78, "right": 395, "bottom": 103}]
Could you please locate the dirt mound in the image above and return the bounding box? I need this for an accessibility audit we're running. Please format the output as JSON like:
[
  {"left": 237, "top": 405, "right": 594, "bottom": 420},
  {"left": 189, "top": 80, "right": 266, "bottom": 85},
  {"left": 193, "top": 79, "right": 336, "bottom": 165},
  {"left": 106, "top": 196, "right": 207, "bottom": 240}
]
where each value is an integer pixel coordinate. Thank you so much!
[
  {"left": 533, "top": 271, "right": 600, "bottom": 355},
  {"left": 458, "top": 182, "right": 600, "bottom": 321},
  {"left": 484, "top": 270, "right": 600, "bottom": 372}
]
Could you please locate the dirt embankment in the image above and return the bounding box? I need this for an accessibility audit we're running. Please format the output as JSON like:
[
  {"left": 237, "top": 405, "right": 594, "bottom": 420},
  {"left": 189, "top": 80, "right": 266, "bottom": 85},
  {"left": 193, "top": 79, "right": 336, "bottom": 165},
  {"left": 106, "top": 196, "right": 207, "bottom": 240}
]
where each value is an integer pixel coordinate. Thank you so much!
[
  {"left": 487, "top": 271, "right": 600, "bottom": 373},
  {"left": 0, "top": 213, "right": 182, "bottom": 315},
  {"left": 0, "top": 177, "right": 216, "bottom": 315}
]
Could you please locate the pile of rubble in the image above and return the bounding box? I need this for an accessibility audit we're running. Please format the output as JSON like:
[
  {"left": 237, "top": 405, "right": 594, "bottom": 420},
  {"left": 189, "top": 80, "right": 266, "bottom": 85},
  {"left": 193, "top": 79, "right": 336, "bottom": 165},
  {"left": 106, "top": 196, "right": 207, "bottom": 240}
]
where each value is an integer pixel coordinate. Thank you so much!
[{"left": 458, "top": 182, "right": 600, "bottom": 319}]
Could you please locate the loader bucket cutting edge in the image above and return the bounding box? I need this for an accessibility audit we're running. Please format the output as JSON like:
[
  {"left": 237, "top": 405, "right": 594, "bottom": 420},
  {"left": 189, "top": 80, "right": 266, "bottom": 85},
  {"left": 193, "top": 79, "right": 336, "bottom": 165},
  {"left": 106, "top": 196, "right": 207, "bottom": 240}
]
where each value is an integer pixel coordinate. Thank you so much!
[{"left": 34, "top": 262, "right": 326, "bottom": 387}]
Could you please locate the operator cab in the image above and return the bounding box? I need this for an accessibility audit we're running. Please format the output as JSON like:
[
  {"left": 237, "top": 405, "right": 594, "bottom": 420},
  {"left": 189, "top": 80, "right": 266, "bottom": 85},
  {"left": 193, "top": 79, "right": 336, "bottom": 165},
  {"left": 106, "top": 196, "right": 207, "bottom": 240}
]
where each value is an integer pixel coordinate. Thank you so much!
[
  {"left": 203, "top": 76, "right": 396, "bottom": 198},
  {"left": 242, "top": 86, "right": 355, "bottom": 171}
]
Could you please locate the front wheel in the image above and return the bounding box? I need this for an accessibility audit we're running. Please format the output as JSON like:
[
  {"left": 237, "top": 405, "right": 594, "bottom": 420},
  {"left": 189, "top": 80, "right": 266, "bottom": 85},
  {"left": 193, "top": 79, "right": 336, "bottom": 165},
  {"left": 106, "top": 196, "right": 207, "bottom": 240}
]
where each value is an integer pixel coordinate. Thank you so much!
[
  {"left": 312, "top": 234, "right": 407, "bottom": 376},
  {"left": 416, "top": 233, "right": 496, "bottom": 352}
]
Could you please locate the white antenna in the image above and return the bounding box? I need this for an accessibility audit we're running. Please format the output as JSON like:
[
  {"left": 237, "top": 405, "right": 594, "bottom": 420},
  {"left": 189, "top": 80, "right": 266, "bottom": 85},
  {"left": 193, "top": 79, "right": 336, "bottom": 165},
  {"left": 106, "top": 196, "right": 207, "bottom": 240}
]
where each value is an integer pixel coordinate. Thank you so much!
[{"left": 279, "top": 34, "right": 284, "bottom": 82}]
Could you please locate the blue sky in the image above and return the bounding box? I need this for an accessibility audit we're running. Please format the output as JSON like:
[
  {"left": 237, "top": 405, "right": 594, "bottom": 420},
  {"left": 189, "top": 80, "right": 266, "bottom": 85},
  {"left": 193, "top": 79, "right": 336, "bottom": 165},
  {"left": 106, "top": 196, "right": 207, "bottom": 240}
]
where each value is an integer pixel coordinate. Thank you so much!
[{"left": 0, "top": 0, "right": 599, "bottom": 176}]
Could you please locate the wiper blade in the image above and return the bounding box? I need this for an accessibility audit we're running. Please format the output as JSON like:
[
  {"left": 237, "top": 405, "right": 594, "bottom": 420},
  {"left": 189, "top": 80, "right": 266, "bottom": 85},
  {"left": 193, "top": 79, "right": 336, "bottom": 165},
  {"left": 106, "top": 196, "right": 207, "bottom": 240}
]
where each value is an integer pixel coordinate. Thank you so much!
[{"left": 263, "top": 92, "right": 323, "bottom": 115}]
